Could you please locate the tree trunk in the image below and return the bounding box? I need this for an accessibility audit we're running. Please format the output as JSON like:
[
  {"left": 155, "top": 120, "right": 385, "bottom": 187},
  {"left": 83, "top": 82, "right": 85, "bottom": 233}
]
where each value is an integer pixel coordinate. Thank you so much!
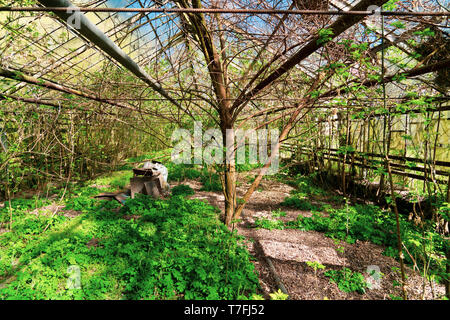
[
  {"left": 180, "top": 0, "right": 237, "bottom": 225},
  {"left": 222, "top": 123, "right": 237, "bottom": 226}
]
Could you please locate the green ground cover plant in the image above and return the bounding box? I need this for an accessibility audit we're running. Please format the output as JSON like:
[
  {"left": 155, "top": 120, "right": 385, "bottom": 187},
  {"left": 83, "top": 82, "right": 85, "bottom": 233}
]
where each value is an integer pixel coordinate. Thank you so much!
[
  {"left": 93, "top": 171, "right": 134, "bottom": 190},
  {"left": 170, "top": 184, "right": 195, "bottom": 197},
  {"left": 256, "top": 174, "right": 449, "bottom": 288},
  {"left": 324, "top": 268, "right": 368, "bottom": 294},
  {"left": 0, "top": 177, "right": 260, "bottom": 300},
  {"left": 281, "top": 195, "right": 324, "bottom": 212},
  {"left": 199, "top": 170, "right": 222, "bottom": 192},
  {"left": 254, "top": 217, "right": 285, "bottom": 230}
]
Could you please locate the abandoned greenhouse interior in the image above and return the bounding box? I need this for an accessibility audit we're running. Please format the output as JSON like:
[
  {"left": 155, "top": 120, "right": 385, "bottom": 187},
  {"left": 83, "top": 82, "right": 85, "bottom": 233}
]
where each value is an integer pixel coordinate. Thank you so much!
[{"left": 0, "top": 0, "right": 449, "bottom": 303}]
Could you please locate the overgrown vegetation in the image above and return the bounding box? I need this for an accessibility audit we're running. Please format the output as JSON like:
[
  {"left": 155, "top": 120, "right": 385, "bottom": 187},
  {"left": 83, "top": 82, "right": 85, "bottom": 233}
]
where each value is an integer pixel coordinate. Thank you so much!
[
  {"left": 0, "top": 172, "right": 260, "bottom": 300},
  {"left": 255, "top": 173, "right": 449, "bottom": 293},
  {"left": 170, "top": 184, "right": 195, "bottom": 197},
  {"left": 324, "top": 268, "right": 368, "bottom": 294},
  {"left": 0, "top": 0, "right": 449, "bottom": 301}
]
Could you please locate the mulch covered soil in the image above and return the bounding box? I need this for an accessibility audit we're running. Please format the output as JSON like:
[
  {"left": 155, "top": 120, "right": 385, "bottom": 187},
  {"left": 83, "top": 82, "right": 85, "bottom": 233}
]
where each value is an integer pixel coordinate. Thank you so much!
[{"left": 176, "top": 172, "right": 446, "bottom": 300}]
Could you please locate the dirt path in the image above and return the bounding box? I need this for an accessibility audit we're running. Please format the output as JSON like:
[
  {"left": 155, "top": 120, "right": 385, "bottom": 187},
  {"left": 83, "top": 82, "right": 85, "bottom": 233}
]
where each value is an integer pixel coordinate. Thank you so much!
[{"left": 172, "top": 171, "right": 446, "bottom": 300}]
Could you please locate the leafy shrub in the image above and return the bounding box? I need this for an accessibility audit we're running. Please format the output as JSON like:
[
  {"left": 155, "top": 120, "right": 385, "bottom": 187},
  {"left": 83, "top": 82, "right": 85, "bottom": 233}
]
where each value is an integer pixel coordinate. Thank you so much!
[
  {"left": 64, "top": 196, "right": 99, "bottom": 213},
  {"left": 200, "top": 171, "right": 222, "bottom": 192},
  {"left": 163, "top": 163, "right": 223, "bottom": 192},
  {"left": 275, "top": 201, "right": 448, "bottom": 285},
  {"left": 437, "top": 202, "right": 450, "bottom": 223},
  {"left": 0, "top": 190, "right": 260, "bottom": 300},
  {"left": 236, "top": 162, "right": 262, "bottom": 173},
  {"left": 165, "top": 163, "right": 202, "bottom": 182},
  {"left": 288, "top": 175, "right": 328, "bottom": 197},
  {"left": 256, "top": 172, "right": 448, "bottom": 288},
  {"left": 254, "top": 218, "right": 284, "bottom": 230},
  {"left": 306, "top": 261, "right": 326, "bottom": 274},
  {"left": 269, "top": 289, "right": 289, "bottom": 300},
  {"left": 170, "top": 184, "right": 195, "bottom": 197},
  {"left": 118, "top": 195, "right": 259, "bottom": 299},
  {"left": 282, "top": 195, "right": 323, "bottom": 212},
  {"left": 324, "top": 268, "right": 368, "bottom": 294},
  {"left": 271, "top": 209, "right": 287, "bottom": 218}
]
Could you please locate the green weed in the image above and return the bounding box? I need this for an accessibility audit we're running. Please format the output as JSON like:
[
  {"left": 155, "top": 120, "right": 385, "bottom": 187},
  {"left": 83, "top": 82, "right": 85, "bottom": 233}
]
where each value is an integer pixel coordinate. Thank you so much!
[
  {"left": 254, "top": 218, "right": 284, "bottom": 230},
  {"left": 0, "top": 184, "right": 260, "bottom": 300},
  {"left": 324, "top": 267, "right": 368, "bottom": 294},
  {"left": 170, "top": 184, "right": 195, "bottom": 197}
]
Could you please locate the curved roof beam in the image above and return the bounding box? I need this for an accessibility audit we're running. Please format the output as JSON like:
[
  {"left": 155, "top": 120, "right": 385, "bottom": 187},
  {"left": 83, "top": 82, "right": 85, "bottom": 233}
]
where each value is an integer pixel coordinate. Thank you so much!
[{"left": 37, "top": 0, "right": 183, "bottom": 110}]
